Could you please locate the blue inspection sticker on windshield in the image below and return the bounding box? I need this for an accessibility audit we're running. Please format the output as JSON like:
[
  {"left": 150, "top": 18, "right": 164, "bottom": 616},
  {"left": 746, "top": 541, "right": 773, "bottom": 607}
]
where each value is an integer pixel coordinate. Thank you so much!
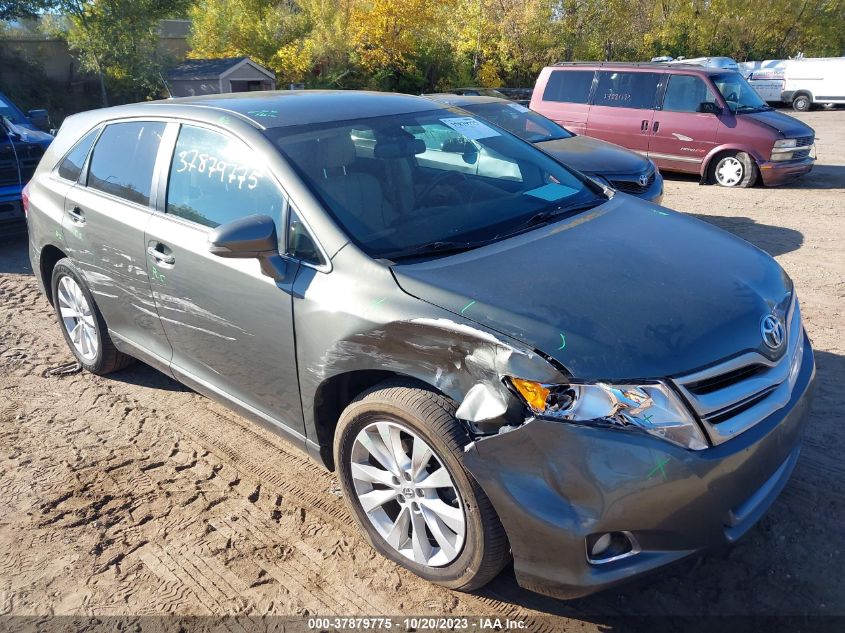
[
  {"left": 524, "top": 183, "right": 579, "bottom": 201},
  {"left": 440, "top": 117, "right": 501, "bottom": 140}
]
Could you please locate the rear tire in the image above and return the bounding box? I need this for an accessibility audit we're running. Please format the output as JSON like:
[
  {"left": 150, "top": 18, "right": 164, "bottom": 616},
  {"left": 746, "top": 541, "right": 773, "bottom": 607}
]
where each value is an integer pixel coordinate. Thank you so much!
[
  {"left": 51, "top": 258, "right": 134, "bottom": 375},
  {"left": 792, "top": 94, "right": 812, "bottom": 111},
  {"left": 711, "top": 151, "right": 758, "bottom": 188},
  {"left": 334, "top": 379, "right": 510, "bottom": 591}
]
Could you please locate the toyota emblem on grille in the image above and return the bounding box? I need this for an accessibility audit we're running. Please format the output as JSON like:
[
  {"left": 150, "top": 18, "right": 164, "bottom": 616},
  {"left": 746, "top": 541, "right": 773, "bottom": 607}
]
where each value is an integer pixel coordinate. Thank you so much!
[
  {"left": 760, "top": 314, "right": 785, "bottom": 350},
  {"left": 638, "top": 174, "right": 649, "bottom": 187}
]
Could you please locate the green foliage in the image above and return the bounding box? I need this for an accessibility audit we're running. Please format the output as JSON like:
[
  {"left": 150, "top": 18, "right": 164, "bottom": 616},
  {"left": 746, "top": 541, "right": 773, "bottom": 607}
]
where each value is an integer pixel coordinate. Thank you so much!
[
  {"left": 185, "top": 0, "right": 844, "bottom": 92},
  {"left": 5, "top": 0, "right": 844, "bottom": 102}
]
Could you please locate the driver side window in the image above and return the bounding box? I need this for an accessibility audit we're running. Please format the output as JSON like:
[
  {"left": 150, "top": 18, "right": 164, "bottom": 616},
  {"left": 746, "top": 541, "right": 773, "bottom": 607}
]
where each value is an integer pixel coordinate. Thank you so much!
[{"left": 663, "top": 75, "right": 716, "bottom": 113}]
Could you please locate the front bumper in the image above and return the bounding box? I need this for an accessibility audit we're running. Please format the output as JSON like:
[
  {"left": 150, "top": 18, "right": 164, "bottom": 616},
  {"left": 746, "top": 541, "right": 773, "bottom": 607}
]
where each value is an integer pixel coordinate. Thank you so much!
[
  {"left": 463, "top": 333, "right": 816, "bottom": 599},
  {"left": 758, "top": 156, "right": 814, "bottom": 186}
]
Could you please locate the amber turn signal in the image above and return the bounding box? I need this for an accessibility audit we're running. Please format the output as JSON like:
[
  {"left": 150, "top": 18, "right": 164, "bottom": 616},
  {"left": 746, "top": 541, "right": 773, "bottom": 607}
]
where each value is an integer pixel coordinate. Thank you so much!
[{"left": 510, "top": 378, "right": 550, "bottom": 413}]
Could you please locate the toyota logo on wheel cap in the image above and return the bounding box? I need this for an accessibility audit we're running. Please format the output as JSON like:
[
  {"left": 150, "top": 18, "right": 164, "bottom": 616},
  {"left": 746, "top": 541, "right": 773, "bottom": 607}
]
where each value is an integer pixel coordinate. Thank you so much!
[{"left": 760, "top": 314, "right": 785, "bottom": 350}]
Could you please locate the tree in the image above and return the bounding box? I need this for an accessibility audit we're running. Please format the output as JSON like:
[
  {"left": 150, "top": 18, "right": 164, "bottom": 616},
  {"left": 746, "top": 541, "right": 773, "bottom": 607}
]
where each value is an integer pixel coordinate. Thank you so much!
[{"left": 0, "top": 1, "right": 54, "bottom": 21}]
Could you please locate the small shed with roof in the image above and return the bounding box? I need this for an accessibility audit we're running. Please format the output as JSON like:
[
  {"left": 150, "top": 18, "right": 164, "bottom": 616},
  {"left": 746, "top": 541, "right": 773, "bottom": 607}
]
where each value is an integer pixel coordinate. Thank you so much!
[{"left": 167, "top": 57, "right": 275, "bottom": 97}]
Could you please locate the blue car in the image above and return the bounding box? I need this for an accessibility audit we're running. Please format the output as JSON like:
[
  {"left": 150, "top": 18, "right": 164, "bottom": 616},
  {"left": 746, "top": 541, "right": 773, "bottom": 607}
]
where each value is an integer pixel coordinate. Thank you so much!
[{"left": 1, "top": 92, "right": 53, "bottom": 227}]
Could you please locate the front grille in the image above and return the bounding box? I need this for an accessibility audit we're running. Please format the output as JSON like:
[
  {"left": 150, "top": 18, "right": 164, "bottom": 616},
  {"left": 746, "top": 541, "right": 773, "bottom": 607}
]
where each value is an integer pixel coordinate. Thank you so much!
[
  {"left": 792, "top": 148, "right": 811, "bottom": 160},
  {"left": 610, "top": 171, "right": 655, "bottom": 194},
  {"left": 673, "top": 299, "right": 804, "bottom": 445},
  {"left": 0, "top": 143, "right": 43, "bottom": 187},
  {"left": 793, "top": 135, "right": 814, "bottom": 148}
]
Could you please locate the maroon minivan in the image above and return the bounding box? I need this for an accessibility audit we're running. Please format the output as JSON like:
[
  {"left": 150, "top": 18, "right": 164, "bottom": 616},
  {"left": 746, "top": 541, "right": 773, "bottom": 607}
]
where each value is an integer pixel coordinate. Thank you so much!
[{"left": 531, "top": 63, "right": 815, "bottom": 187}]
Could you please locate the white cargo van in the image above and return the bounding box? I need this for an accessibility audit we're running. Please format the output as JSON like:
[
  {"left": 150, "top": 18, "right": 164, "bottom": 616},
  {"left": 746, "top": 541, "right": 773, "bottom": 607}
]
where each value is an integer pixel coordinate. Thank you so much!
[{"left": 745, "top": 57, "right": 845, "bottom": 110}]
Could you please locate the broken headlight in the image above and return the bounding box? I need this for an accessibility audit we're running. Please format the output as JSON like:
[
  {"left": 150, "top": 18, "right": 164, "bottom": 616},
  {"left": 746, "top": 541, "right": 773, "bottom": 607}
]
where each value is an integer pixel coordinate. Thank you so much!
[{"left": 509, "top": 378, "right": 708, "bottom": 451}]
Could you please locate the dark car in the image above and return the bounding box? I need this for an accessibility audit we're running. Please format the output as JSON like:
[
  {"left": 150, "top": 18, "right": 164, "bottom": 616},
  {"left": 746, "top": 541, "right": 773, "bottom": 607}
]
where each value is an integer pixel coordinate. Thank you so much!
[
  {"left": 427, "top": 94, "right": 663, "bottom": 203},
  {"left": 492, "top": 87, "right": 534, "bottom": 105},
  {"left": 531, "top": 63, "right": 815, "bottom": 187},
  {"left": 26, "top": 91, "right": 814, "bottom": 599},
  {"left": 1, "top": 92, "right": 53, "bottom": 227}
]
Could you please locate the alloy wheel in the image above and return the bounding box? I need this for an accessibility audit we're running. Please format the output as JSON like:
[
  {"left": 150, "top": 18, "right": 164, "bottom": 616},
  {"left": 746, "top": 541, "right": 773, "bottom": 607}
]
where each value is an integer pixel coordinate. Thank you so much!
[
  {"left": 350, "top": 420, "right": 466, "bottom": 567},
  {"left": 716, "top": 156, "right": 744, "bottom": 186},
  {"left": 57, "top": 275, "right": 98, "bottom": 361}
]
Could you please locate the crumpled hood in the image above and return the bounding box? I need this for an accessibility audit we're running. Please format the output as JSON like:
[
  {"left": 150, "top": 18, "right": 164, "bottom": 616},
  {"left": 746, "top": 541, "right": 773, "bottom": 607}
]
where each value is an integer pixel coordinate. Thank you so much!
[
  {"left": 740, "top": 110, "right": 814, "bottom": 138},
  {"left": 392, "top": 196, "right": 792, "bottom": 380},
  {"left": 534, "top": 135, "right": 650, "bottom": 175}
]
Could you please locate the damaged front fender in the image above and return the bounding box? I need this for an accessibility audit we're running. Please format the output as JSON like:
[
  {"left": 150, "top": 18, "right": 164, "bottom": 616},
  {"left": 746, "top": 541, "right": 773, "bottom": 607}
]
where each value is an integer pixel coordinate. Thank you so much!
[{"left": 291, "top": 247, "right": 567, "bottom": 466}]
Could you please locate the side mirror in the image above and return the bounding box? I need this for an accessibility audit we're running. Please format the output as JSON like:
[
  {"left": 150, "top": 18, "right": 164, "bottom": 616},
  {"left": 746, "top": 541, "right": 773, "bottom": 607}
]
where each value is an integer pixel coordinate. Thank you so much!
[
  {"left": 698, "top": 102, "right": 722, "bottom": 115},
  {"left": 208, "top": 214, "right": 289, "bottom": 282},
  {"left": 28, "top": 109, "right": 51, "bottom": 131}
]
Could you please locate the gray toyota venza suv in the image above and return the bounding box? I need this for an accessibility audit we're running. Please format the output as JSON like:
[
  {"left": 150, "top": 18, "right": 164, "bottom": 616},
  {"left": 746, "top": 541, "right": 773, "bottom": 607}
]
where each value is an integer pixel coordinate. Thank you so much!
[{"left": 26, "top": 91, "right": 815, "bottom": 599}]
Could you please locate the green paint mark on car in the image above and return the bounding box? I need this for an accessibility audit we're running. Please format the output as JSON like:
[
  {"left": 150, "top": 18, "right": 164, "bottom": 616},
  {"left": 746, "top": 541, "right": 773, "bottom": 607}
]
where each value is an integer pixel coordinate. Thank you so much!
[
  {"left": 647, "top": 457, "right": 671, "bottom": 481},
  {"left": 460, "top": 300, "right": 476, "bottom": 315},
  {"left": 558, "top": 333, "right": 566, "bottom": 350},
  {"left": 150, "top": 266, "right": 166, "bottom": 284}
]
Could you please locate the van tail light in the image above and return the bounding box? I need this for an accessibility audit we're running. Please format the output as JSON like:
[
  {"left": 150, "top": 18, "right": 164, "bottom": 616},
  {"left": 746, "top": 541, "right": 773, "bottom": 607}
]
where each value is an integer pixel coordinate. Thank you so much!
[{"left": 21, "top": 183, "right": 31, "bottom": 216}]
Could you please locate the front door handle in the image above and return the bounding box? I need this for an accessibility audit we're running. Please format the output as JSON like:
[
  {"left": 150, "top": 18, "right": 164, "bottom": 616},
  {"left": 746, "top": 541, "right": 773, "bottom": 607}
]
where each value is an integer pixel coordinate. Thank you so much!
[
  {"left": 67, "top": 206, "right": 86, "bottom": 225},
  {"left": 147, "top": 244, "right": 175, "bottom": 266},
  {"left": 652, "top": 121, "right": 660, "bottom": 133}
]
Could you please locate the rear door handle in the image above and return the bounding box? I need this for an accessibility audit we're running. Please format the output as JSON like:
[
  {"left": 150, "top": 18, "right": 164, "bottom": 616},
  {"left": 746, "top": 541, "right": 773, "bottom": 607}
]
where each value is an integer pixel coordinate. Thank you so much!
[
  {"left": 641, "top": 119, "right": 649, "bottom": 131},
  {"left": 147, "top": 244, "right": 175, "bottom": 266},
  {"left": 652, "top": 121, "right": 660, "bottom": 133},
  {"left": 67, "top": 206, "right": 86, "bottom": 225}
]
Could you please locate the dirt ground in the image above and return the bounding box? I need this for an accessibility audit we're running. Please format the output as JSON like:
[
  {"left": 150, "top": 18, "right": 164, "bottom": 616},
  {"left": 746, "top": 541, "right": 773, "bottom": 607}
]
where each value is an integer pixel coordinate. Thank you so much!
[{"left": 1, "top": 109, "right": 843, "bottom": 631}]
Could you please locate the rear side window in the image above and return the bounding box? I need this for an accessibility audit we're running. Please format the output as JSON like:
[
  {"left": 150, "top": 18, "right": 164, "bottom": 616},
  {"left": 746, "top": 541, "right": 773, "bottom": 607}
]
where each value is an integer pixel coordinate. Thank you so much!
[
  {"left": 594, "top": 71, "right": 660, "bottom": 109},
  {"left": 166, "top": 124, "right": 286, "bottom": 229},
  {"left": 662, "top": 75, "right": 717, "bottom": 112},
  {"left": 87, "top": 121, "right": 165, "bottom": 206},
  {"left": 542, "top": 70, "right": 595, "bottom": 104},
  {"left": 57, "top": 128, "right": 100, "bottom": 182}
]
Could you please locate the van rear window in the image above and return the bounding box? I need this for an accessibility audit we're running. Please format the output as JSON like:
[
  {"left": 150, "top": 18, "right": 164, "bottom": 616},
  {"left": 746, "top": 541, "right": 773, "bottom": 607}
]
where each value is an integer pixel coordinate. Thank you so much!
[{"left": 542, "top": 70, "right": 595, "bottom": 104}]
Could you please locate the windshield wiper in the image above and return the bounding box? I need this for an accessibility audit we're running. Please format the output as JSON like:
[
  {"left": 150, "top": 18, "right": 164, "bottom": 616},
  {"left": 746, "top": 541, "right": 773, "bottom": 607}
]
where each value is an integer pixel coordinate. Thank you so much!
[
  {"left": 735, "top": 104, "right": 772, "bottom": 113},
  {"left": 383, "top": 239, "right": 492, "bottom": 261},
  {"left": 500, "top": 198, "right": 604, "bottom": 237},
  {"left": 384, "top": 198, "right": 604, "bottom": 261}
]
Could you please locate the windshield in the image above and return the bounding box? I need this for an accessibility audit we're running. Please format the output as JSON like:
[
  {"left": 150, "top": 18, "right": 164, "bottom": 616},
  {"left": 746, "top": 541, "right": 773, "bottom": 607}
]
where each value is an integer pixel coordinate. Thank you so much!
[
  {"left": 712, "top": 72, "right": 770, "bottom": 112},
  {"left": 0, "top": 96, "right": 27, "bottom": 124},
  {"left": 462, "top": 101, "right": 573, "bottom": 143},
  {"left": 266, "top": 109, "right": 602, "bottom": 259}
]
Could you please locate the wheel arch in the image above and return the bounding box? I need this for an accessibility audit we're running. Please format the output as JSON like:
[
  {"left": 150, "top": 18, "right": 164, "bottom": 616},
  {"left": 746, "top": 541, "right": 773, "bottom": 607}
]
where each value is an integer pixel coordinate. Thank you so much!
[
  {"left": 700, "top": 145, "right": 762, "bottom": 183},
  {"left": 39, "top": 244, "right": 68, "bottom": 305},
  {"left": 312, "top": 369, "right": 446, "bottom": 470}
]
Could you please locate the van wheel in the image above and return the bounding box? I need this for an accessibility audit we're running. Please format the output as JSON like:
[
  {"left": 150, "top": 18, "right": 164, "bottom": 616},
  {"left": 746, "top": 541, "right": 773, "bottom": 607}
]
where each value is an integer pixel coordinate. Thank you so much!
[
  {"left": 711, "top": 152, "right": 758, "bottom": 188},
  {"left": 792, "top": 95, "right": 811, "bottom": 111},
  {"left": 51, "top": 258, "right": 134, "bottom": 375},
  {"left": 334, "top": 379, "right": 510, "bottom": 591}
]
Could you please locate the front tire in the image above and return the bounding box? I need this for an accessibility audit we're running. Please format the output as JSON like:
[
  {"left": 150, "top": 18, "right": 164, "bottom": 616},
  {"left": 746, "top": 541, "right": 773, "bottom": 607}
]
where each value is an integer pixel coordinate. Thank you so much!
[
  {"left": 51, "top": 258, "right": 133, "bottom": 375},
  {"left": 334, "top": 380, "right": 510, "bottom": 591},
  {"left": 711, "top": 151, "right": 758, "bottom": 188}
]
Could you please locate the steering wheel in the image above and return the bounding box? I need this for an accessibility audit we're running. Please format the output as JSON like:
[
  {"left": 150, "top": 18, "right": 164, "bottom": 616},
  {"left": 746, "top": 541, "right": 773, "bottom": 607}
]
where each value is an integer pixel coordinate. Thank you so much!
[{"left": 415, "top": 170, "right": 470, "bottom": 207}]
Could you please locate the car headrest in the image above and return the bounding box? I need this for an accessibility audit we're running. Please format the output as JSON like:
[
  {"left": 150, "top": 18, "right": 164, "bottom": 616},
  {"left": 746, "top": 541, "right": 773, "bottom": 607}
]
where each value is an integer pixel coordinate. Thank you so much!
[
  {"left": 373, "top": 137, "right": 426, "bottom": 159},
  {"left": 318, "top": 133, "right": 356, "bottom": 170}
]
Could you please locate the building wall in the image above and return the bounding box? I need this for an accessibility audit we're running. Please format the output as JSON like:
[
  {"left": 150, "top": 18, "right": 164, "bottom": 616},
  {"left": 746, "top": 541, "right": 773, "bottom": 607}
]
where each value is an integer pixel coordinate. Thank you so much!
[
  {"left": 170, "top": 78, "right": 221, "bottom": 98},
  {"left": 0, "top": 28, "right": 189, "bottom": 85}
]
